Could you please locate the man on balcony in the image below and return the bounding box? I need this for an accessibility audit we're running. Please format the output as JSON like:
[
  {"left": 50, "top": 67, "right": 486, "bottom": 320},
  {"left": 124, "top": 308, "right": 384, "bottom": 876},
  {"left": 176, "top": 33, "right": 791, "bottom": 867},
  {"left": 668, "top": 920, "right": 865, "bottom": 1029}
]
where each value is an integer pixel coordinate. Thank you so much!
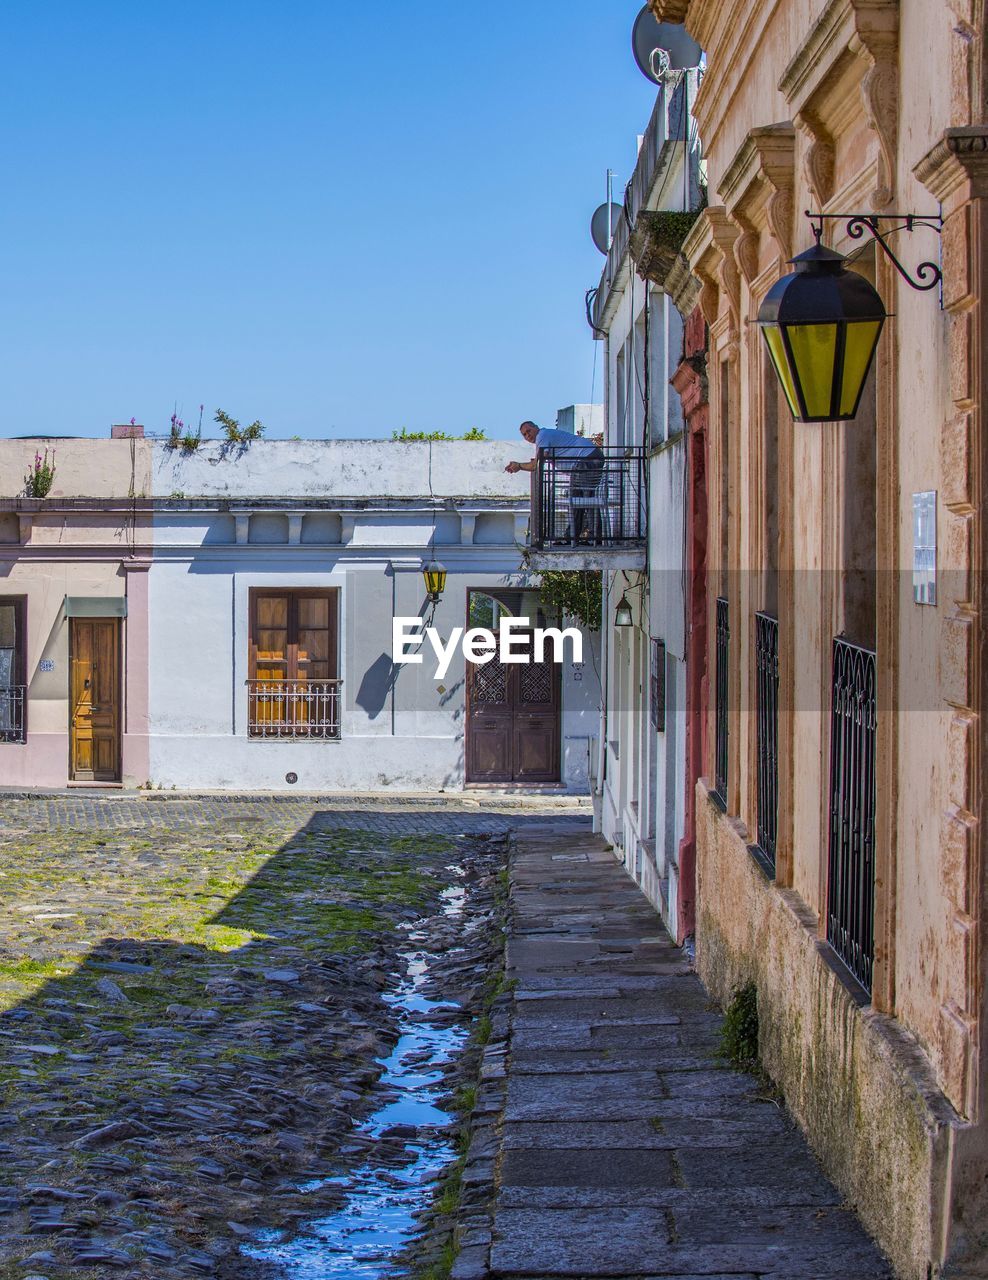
[{"left": 505, "top": 420, "right": 604, "bottom": 543}]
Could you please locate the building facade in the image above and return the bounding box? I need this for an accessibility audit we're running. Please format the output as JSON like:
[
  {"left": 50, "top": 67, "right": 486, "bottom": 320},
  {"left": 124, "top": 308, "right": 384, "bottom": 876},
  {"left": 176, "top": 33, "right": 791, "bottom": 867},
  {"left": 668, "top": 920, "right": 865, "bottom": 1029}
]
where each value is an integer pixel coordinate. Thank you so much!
[
  {"left": 648, "top": 0, "right": 988, "bottom": 1273},
  {"left": 584, "top": 71, "right": 702, "bottom": 944},
  {"left": 1, "top": 435, "right": 599, "bottom": 794}
]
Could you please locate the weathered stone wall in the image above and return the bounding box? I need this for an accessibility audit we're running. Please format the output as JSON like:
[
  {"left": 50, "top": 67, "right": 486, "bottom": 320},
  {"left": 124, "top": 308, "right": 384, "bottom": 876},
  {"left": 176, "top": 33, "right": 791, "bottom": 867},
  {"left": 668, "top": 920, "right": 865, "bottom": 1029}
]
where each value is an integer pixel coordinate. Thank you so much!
[{"left": 695, "top": 782, "right": 963, "bottom": 1279}]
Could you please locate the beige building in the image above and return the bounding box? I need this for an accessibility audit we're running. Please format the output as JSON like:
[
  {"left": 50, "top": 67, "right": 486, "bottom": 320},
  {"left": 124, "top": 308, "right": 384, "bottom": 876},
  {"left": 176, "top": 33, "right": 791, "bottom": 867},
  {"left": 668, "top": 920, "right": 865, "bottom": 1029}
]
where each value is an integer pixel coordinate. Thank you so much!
[
  {"left": 647, "top": 0, "right": 988, "bottom": 1274},
  {"left": 0, "top": 436, "right": 153, "bottom": 788}
]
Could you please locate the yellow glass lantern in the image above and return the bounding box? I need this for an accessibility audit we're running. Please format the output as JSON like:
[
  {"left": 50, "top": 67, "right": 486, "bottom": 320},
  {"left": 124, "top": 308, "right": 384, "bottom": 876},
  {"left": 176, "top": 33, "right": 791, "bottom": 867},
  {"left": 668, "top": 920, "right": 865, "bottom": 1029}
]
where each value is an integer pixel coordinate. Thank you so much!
[
  {"left": 422, "top": 559, "right": 447, "bottom": 603},
  {"left": 758, "top": 237, "right": 886, "bottom": 423}
]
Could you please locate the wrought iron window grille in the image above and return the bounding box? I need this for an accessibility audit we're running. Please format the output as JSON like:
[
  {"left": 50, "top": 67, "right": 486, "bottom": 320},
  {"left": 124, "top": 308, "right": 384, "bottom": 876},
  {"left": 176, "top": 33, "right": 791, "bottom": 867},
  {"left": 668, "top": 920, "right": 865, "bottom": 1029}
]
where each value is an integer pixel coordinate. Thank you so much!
[
  {"left": 754, "top": 612, "right": 779, "bottom": 872},
  {"left": 827, "top": 637, "right": 877, "bottom": 992},
  {"left": 247, "top": 680, "right": 342, "bottom": 741},
  {"left": 713, "top": 597, "right": 729, "bottom": 807}
]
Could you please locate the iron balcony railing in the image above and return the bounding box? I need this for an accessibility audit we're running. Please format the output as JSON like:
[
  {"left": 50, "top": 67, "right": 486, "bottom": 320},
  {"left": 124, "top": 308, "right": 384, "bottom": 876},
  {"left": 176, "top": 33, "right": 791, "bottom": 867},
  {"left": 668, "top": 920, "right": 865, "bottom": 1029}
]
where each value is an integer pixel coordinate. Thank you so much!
[
  {"left": 0, "top": 685, "right": 26, "bottom": 744},
  {"left": 247, "top": 680, "right": 342, "bottom": 741},
  {"left": 754, "top": 612, "right": 779, "bottom": 871},
  {"left": 827, "top": 638, "right": 877, "bottom": 992},
  {"left": 530, "top": 447, "right": 647, "bottom": 550},
  {"left": 713, "top": 597, "right": 729, "bottom": 805}
]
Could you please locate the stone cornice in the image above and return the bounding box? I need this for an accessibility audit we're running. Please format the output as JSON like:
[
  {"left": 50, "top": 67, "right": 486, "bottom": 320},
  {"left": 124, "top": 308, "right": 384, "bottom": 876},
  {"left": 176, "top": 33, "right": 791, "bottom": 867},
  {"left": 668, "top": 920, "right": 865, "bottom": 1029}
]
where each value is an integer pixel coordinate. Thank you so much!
[
  {"left": 648, "top": 0, "right": 691, "bottom": 24},
  {"left": 681, "top": 206, "right": 739, "bottom": 328},
  {"left": 666, "top": 252, "right": 702, "bottom": 318},
  {"left": 780, "top": 0, "right": 899, "bottom": 210},
  {"left": 720, "top": 123, "right": 797, "bottom": 272},
  {"left": 915, "top": 127, "right": 988, "bottom": 203}
]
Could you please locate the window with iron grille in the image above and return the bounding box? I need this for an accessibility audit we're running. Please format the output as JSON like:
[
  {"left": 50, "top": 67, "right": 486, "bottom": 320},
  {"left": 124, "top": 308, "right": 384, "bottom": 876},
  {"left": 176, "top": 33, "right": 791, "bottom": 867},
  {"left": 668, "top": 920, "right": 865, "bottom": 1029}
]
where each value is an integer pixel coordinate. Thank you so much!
[
  {"left": 754, "top": 612, "right": 779, "bottom": 871},
  {"left": 713, "top": 597, "right": 729, "bottom": 805},
  {"left": 248, "top": 589, "right": 341, "bottom": 740},
  {"left": 650, "top": 638, "right": 666, "bottom": 732},
  {"left": 0, "top": 597, "right": 26, "bottom": 745},
  {"left": 827, "top": 637, "right": 877, "bottom": 992}
]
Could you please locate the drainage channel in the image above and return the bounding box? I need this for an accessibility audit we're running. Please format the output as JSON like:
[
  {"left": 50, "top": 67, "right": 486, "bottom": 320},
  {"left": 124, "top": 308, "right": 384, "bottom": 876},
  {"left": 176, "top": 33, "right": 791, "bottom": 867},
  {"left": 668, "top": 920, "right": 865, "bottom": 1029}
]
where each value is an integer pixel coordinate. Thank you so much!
[{"left": 243, "top": 871, "right": 472, "bottom": 1278}]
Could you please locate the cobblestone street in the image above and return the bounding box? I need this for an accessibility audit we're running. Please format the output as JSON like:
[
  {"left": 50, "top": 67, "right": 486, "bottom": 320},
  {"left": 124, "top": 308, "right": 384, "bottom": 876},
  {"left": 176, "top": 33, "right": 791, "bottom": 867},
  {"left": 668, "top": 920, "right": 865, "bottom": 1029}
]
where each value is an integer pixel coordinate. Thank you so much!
[
  {"left": 0, "top": 796, "right": 893, "bottom": 1279},
  {"left": 0, "top": 794, "right": 580, "bottom": 1279}
]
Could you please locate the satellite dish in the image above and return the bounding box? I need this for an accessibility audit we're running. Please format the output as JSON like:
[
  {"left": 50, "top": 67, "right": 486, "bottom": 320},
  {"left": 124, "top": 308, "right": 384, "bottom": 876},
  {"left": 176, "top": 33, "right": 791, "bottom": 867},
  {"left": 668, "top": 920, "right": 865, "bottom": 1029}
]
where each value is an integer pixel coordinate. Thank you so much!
[
  {"left": 591, "top": 202, "right": 624, "bottom": 254},
  {"left": 632, "top": 6, "right": 701, "bottom": 81}
]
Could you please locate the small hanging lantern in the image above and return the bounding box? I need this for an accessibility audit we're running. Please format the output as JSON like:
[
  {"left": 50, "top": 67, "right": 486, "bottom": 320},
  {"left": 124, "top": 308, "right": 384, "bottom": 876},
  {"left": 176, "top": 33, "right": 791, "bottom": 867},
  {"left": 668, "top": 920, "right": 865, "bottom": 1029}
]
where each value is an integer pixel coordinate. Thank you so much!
[
  {"left": 422, "top": 559, "right": 447, "bottom": 604},
  {"left": 758, "top": 232, "right": 887, "bottom": 424},
  {"left": 614, "top": 594, "right": 633, "bottom": 627}
]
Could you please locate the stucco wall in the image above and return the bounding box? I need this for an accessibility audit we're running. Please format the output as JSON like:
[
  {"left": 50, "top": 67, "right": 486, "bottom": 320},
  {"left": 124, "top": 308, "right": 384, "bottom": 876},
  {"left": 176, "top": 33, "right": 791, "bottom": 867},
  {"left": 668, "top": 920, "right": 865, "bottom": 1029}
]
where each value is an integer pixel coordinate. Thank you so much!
[
  {"left": 694, "top": 783, "right": 962, "bottom": 1280},
  {"left": 0, "top": 560, "right": 149, "bottom": 788},
  {"left": 0, "top": 439, "right": 152, "bottom": 499},
  {"left": 147, "top": 541, "right": 597, "bottom": 793},
  {"left": 150, "top": 440, "right": 530, "bottom": 500}
]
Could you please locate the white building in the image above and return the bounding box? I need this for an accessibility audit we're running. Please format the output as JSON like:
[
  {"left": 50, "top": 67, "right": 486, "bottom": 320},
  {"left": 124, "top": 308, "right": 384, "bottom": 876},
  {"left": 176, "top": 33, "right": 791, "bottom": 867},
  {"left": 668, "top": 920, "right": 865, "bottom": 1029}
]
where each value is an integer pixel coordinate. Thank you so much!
[
  {"left": 573, "top": 73, "right": 702, "bottom": 940},
  {"left": 0, "top": 435, "right": 600, "bottom": 793},
  {"left": 145, "top": 438, "right": 599, "bottom": 793}
]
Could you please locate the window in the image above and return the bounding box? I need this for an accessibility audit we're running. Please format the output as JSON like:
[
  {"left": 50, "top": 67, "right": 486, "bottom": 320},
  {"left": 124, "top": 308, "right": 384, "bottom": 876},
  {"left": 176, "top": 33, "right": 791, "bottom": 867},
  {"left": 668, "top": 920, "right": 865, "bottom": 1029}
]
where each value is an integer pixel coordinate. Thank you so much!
[
  {"left": 649, "top": 637, "right": 666, "bottom": 732},
  {"left": 247, "top": 589, "right": 340, "bottom": 739},
  {"left": 0, "top": 598, "right": 26, "bottom": 744}
]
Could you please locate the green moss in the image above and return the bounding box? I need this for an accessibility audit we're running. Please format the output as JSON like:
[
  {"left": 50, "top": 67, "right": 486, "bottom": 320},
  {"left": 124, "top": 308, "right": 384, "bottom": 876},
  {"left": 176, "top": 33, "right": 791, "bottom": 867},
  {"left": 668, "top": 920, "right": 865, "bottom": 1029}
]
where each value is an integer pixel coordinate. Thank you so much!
[{"left": 720, "top": 981, "right": 759, "bottom": 1068}]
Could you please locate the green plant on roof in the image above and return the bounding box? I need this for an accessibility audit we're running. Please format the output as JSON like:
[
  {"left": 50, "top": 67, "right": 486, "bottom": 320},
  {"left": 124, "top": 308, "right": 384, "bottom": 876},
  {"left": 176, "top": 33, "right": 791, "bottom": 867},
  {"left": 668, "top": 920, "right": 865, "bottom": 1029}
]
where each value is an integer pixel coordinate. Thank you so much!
[{"left": 216, "top": 408, "right": 264, "bottom": 444}]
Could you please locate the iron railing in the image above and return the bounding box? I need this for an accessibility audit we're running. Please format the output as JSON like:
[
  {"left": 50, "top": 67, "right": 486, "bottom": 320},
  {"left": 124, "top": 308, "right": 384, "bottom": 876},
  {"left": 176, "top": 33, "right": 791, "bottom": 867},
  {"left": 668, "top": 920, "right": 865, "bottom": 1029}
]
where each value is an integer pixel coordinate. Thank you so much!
[
  {"left": 754, "top": 612, "right": 779, "bottom": 870},
  {"left": 530, "top": 447, "right": 647, "bottom": 549},
  {"left": 247, "top": 680, "right": 342, "bottom": 740},
  {"left": 0, "top": 685, "right": 26, "bottom": 744},
  {"left": 827, "top": 638, "right": 877, "bottom": 991},
  {"left": 713, "top": 597, "right": 729, "bottom": 805}
]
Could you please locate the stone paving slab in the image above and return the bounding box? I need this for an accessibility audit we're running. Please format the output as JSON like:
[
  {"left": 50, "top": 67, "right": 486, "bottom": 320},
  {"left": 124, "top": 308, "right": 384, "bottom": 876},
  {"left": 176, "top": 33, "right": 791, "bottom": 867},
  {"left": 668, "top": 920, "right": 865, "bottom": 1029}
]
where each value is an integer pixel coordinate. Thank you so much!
[{"left": 481, "top": 820, "right": 893, "bottom": 1279}]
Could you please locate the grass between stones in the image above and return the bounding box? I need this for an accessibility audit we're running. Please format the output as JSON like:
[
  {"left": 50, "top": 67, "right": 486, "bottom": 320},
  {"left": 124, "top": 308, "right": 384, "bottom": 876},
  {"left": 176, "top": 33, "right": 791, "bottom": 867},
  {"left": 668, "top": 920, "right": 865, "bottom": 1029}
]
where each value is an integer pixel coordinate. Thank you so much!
[{"left": 0, "top": 815, "right": 467, "bottom": 1276}]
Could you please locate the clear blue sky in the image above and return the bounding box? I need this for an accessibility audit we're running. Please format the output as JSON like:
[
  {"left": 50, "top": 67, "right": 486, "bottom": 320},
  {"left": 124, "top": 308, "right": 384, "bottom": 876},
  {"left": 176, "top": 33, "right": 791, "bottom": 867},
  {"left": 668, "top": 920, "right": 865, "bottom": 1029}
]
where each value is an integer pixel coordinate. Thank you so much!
[{"left": 0, "top": 2, "right": 660, "bottom": 441}]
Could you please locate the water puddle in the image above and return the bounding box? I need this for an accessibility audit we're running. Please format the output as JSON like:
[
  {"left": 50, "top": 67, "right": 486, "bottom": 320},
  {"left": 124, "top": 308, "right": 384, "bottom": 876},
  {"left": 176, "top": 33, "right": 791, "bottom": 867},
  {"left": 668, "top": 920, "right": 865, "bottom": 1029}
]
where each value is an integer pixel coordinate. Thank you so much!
[{"left": 243, "top": 872, "right": 469, "bottom": 1278}]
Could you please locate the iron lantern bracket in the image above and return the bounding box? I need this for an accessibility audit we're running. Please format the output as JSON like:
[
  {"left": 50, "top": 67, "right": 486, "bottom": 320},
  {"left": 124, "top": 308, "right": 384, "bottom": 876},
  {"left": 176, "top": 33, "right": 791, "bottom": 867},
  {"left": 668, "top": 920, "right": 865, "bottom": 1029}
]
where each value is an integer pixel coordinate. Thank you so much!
[{"left": 804, "top": 210, "right": 944, "bottom": 293}]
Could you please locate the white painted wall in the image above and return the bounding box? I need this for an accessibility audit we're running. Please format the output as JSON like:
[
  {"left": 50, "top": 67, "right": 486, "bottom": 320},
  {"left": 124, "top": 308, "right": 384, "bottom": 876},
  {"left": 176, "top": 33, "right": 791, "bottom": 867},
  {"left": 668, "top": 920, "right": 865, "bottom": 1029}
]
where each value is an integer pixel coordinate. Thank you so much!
[
  {"left": 594, "top": 81, "right": 695, "bottom": 939},
  {"left": 151, "top": 440, "right": 530, "bottom": 500}
]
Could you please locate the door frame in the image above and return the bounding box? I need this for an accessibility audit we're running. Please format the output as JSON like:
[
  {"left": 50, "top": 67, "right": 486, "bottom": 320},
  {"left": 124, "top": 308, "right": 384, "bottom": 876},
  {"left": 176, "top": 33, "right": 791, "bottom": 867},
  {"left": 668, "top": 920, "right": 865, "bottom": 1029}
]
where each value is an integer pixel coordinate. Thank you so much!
[
  {"left": 68, "top": 617, "right": 122, "bottom": 782},
  {"left": 463, "top": 589, "right": 562, "bottom": 785}
]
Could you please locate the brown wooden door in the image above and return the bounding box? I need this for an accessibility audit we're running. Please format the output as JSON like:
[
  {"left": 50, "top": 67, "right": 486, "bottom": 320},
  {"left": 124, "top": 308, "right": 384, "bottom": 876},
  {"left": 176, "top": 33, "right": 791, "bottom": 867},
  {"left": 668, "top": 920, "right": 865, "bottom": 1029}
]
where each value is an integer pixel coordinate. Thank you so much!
[
  {"left": 70, "top": 619, "right": 120, "bottom": 781},
  {"left": 466, "top": 634, "right": 560, "bottom": 783}
]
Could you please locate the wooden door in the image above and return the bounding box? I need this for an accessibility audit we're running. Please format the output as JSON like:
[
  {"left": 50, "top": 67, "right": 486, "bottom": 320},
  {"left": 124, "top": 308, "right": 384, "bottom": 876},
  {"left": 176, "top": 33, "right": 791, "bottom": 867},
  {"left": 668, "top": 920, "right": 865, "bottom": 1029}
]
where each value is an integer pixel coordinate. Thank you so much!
[
  {"left": 465, "top": 634, "right": 560, "bottom": 784},
  {"left": 70, "top": 619, "right": 120, "bottom": 781}
]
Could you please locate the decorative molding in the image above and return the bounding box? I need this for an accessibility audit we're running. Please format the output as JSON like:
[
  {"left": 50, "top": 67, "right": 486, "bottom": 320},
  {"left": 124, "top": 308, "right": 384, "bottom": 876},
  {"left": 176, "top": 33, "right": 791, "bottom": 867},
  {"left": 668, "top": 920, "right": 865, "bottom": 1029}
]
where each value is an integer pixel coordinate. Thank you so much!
[
  {"left": 648, "top": 0, "right": 691, "bottom": 22},
  {"left": 682, "top": 207, "right": 740, "bottom": 330},
  {"left": 730, "top": 219, "right": 760, "bottom": 284},
  {"left": 915, "top": 127, "right": 988, "bottom": 204},
  {"left": 801, "top": 114, "right": 837, "bottom": 207},
  {"left": 779, "top": 0, "right": 854, "bottom": 104},
  {"left": 666, "top": 252, "right": 702, "bottom": 318},
  {"left": 781, "top": 0, "right": 899, "bottom": 210},
  {"left": 721, "top": 124, "right": 797, "bottom": 265},
  {"left": 852, "top": 30, "right": 898, "bottom": 208}
]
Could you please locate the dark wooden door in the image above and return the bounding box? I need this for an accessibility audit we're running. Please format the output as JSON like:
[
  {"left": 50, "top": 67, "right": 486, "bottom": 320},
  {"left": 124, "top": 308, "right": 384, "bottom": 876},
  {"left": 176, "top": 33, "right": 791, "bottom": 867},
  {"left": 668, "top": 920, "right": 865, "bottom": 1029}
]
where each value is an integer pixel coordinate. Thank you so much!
[
  {"left": 466, "top": 635, "right": 560, "bottom": 783},
  {"left": 70, "top": 619, "right": 120, "bottom": 781}
]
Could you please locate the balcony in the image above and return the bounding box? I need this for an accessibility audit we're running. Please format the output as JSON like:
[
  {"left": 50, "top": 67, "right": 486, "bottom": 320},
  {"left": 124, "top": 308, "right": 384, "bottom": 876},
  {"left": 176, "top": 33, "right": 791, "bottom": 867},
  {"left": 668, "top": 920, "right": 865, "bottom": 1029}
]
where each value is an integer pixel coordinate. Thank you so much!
[
  {"left": 527, "top": 447, "right": 647, "bottom": 570},
  {"left": 247, "top": 680, "right": 342, "bottom": 741},
  {"left": 0, "top": 685, "right": 26, "bottom": 744}
]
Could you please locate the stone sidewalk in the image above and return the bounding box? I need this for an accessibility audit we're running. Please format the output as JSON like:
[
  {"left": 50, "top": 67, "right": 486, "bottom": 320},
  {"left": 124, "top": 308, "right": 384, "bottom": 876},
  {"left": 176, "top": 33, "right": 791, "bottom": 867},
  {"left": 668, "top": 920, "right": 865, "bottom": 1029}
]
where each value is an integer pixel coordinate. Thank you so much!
[{"left": 461, "top": 820, "right": 894, "bottom": 1280}]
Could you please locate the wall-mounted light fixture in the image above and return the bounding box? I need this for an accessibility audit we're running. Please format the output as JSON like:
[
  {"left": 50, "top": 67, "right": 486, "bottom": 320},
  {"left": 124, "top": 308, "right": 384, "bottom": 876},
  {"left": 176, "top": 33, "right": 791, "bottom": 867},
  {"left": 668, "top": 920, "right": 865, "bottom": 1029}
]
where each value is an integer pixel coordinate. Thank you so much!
[
  {"left": 422, "top": 559, "right": 447, "bottom": 605},
  {"left": 614, "top": 594, "right": 634, "bottom": 627},
  {"left": 759, "top": 211, "right": 942, "bottom": 424}
]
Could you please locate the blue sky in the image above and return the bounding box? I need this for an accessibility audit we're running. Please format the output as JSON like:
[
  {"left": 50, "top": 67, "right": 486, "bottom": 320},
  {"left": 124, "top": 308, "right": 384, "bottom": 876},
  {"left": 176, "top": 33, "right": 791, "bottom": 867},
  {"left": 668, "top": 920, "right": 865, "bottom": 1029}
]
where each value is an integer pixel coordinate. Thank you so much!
[{"left": 0, "top": 2, "right": 660, "bottom": 441}]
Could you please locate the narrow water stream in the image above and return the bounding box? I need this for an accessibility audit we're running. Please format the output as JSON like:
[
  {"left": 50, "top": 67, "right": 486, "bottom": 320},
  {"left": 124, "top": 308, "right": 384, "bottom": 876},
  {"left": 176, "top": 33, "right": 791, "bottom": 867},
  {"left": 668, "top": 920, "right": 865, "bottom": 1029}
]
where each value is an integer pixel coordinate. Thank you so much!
[{"left": 244, "top": 871, "right": 470, "bottom": 1278}]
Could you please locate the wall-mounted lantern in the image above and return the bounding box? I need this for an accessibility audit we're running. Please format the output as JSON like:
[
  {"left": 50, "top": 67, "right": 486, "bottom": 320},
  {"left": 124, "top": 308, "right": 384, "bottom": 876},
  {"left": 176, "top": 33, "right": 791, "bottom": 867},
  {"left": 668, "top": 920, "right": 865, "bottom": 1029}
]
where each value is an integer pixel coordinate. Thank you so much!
[
  {"left": 422, "top": 559, "right": 447, "bottom": 604},
  {"left": 614, "top": 594, "right": 633, "bottom": 627},
  {"left": 758, "top": 212, "right": 942, "bottom": 424}
]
